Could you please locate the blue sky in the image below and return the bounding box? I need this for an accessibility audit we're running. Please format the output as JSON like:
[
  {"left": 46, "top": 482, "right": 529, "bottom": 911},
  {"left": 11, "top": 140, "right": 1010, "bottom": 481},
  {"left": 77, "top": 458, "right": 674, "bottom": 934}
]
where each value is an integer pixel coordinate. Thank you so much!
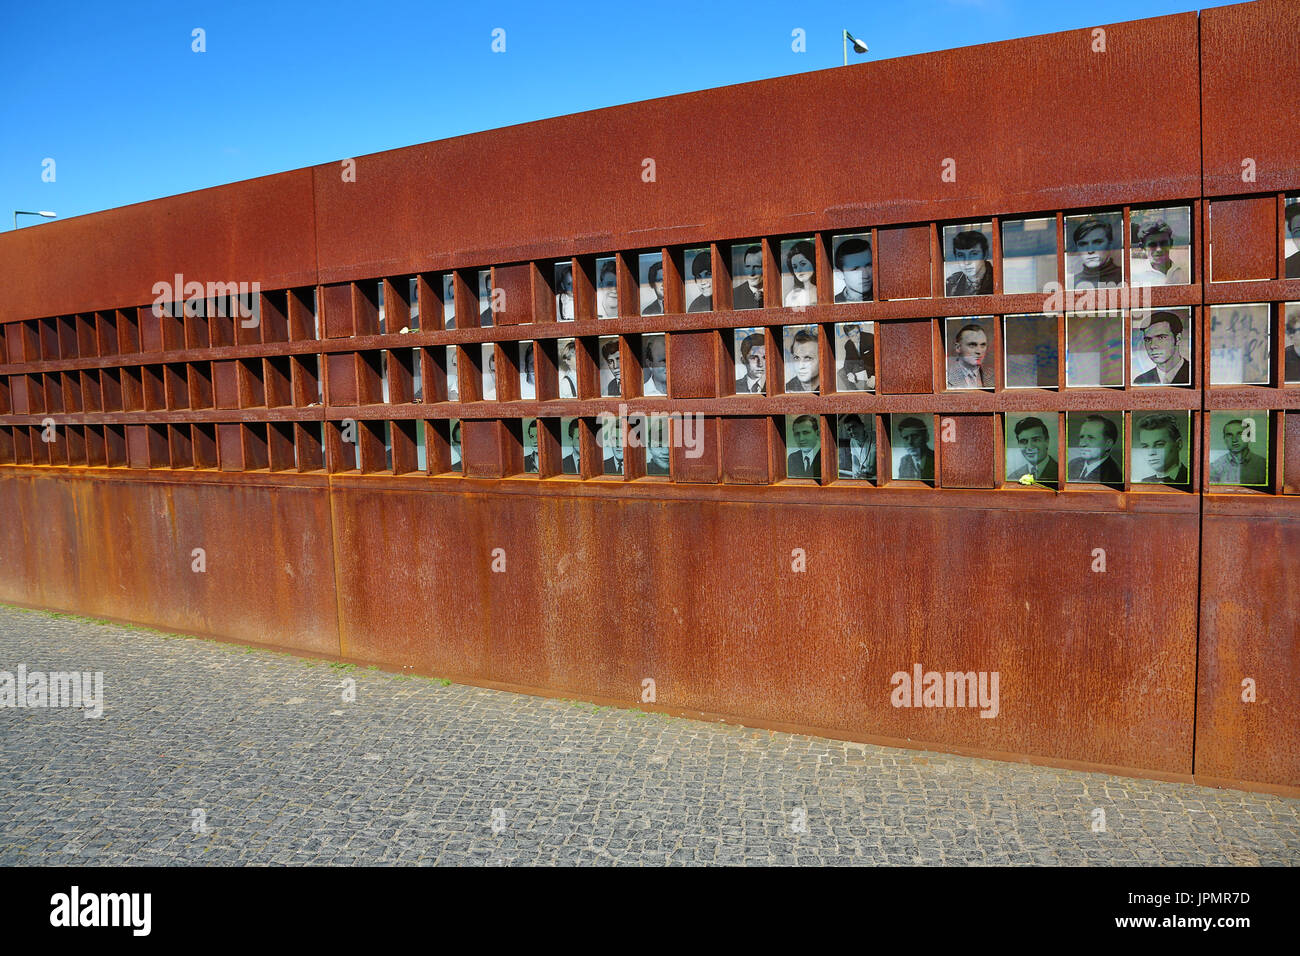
[{"left": 2, "top": 0, "right": 1229, "bottom": 227}]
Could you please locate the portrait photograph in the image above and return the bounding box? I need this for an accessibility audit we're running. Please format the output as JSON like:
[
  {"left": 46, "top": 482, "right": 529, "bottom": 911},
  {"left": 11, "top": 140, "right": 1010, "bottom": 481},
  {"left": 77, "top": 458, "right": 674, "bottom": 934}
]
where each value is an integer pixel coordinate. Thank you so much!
[
  {"left": 442, "top": 274, "right": 456, "bottom": 329},
  {"left": 415, "top": 422, "right": 427, "bottom": 472},
  {"left": 1003, "top": 313, "right": 1058, "bottom": 388},
  {"left": 599, "top": 414, "right": 624, "bottom": 476},
  {"left": 1005, "top": 413, "right": 1059, "bottom": 486},
  {"left": 642, "top": 333, "right": 667, "bottom": 396},
  {"left": 519, "top": 342, "right": 536, "bottom": 400},
  {"left": 1000, "top": 217, "right": 1057, "bottom": 295},
  {"left": 783, "top": 324, "right": 820, "bottom": 393},
  {"left": 557, "top": 337, "right": 578, "bottom": 398},
  {"left": 449, "top": 419, "right": 462, "bottom": 472},
  {"left": 733, "top": 327, "right": 766, "bottom": 394},
  {"left": 684, "top": 247, "right": 713, "bottom": 313},
  {"left": 1065, "top": 211, "right": 1124, "bottom": 290},
  {"left": 481, "top": 343, "right": 497, "bottom": 400},
  {"left": 1129, "top": 206, "right": 1192, "bottom": 287},
  {"left": 1132, "top": 307, "right": 1193, "bottom": 387},
  {"left": 596, "top": 256, "right": 618, "bottom": 319},
  {"left": 1285, "top": 198, "right": 1300, "bottom": 280},
  {"left": 785, "top": 414, "right": 821, "bottom": 480},
  {"left": 598, "top": 335, "right": 621, "bottom": 397},
  {"left": 478, "top": 269, "right": 493, "bottom": 327},
  {"left": 406, "top": 277, "right": 420, "bottom": 329},
  {"left": 731, "top": 241, "right": 765, "bottom": 310},
  {"left": 522, "top": 417, "right": 539, "bottom": 474},
  {"left": 942, "top": 222, "right": 994, "bottom": 297},
  {"left": 835, "top": 413, "right": 876, "bottom": 481},
  {"left": 1209, "top": 303, "right": 1271, "bottom": 385},
  {"left": 831, "top": 232, "right": 873, "bottom": 303},
  {"left": 780, "top": 237, "right": 817, "bottom": 308},
  {"left": 554, "top": 261, "right": 575, "bottom": 322},
  {"left": 646, "top": 414, "right": 671, "bottom": 477},
  {"left": 1064, "top": 312, "right": 1124, "bottom": 387},
  {"left": 445, "top": 346, "right": 459, "bottom": 401},
  {"left": 1207, "top": 410, "right": 1270, "bottom": 487},
  {"left": 944, "top": 316, "right": 995, "bottom": 390},
  {"left": 890, "top": 415, "right": 934, "bottom": 483},
  {"left": 639, "top": 252, "right": 665, "bottom": 316},
  {"left": 560, "top": 417, "right": 580, "bottom": 475},
  {"left": 411, "top": 347, "right": 424, "bottom": 402},
  {"left": 1065, "top": 411, "right": 1124, "bottom": 485},
  {"left": 1131, "top": 411, "right": 1191, "bottom": 485},
  {"left": 1286, "top": 303, "right": 1300, "bottom": 384},
  {"left": 833, "top": 321, "right": 875, "bottom": 392}
]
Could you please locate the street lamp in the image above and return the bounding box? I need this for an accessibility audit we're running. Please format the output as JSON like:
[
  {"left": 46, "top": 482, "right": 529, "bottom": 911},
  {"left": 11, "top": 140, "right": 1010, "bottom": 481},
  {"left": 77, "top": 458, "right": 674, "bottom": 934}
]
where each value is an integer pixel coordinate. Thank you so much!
[
  {"left": 13, "top": 210, "right": 56, "bottom": 230},
  {"left": 843, "top": 30, "right": 868, "bottom": 66}
]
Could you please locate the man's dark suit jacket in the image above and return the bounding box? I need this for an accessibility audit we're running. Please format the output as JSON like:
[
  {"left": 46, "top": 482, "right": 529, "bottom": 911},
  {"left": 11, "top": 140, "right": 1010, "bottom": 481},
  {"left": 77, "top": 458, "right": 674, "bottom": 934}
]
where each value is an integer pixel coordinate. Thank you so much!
[
  {"left": 785, "top": 376, "right": 818, "bottom": 393},
  {"left": 787, "top": 449, "right": 820, "bottom": 479},
  {"left": 523, "top": 452, "right": 538, "bottom": 473},
  {"left": 1287, "top": 250, "right": 1300, "bottom": 280},
  {"left": 1134, "top": 356, "right": 1189, "bottom": 385},
  {"left": 1286, "top": 345, "right": 1300, "bottom": 383},
  {"left": 838, "top": 443, "right": 875, "bottom": 480},
  {"left": 732, "top": 282, "right": 764, "bottom": 310},
  {"left": 642, "top": 300, "right": 663, "bottom": 316},
  {"left": 945, "top": 263, "right": 993, "bottom": 296},
  {"left": 561, "top": 453, "right": 579, "bottom": 475},
  {"left": 1008, "top": 456, "right": 1059, "bottom": 483},
  {"left": 605, "top": 379, "right": 620, "bottom": 396},
  {"left": 687, "top": 294, "right": 712, "bottom": 313},
  {"left": 898, "top": 450, "right": 934, "bottom": 480},
  {"left": 603, "top": 455, "right": 623, "bottom": 476},
  {"left": 736, "top": 376, "right": 764, "bottom": 394},
  {"left": 1067, "top": 455, "right": 1121, "bottom": 483},
  {"left": 1142, "top": 464, "right": 1189, "bottom": 484}
]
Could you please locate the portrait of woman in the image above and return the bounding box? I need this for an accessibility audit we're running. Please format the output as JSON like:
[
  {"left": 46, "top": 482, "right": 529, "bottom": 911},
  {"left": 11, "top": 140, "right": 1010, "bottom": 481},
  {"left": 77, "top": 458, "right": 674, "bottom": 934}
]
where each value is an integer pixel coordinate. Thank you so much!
[
  {"left": 555, "top": 263, "right": 574, "bottom": 322},
  {"left": 782, "top": 239, "right": 817, "bottom": 308}
]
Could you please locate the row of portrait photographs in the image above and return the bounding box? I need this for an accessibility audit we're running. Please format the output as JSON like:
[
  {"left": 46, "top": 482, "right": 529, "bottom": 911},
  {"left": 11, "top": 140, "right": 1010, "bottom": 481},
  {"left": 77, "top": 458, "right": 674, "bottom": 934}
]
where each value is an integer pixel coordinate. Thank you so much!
[
  {"left": 535, "top": 416, "right": 671, "bottom": 477},
  {"left": 1289, "top": 197, "right": 1300, "bottom": 279},
  {"left": 733, "top": 322, "right": 876, "bottom": 395}
]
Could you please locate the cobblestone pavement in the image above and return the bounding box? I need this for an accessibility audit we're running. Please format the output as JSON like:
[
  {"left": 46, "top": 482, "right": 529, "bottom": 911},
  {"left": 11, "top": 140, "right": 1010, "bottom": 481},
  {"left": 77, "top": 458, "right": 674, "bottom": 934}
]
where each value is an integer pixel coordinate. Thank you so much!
[{"left": 0, "top": 606, "right": 1296, "bottom": 866}]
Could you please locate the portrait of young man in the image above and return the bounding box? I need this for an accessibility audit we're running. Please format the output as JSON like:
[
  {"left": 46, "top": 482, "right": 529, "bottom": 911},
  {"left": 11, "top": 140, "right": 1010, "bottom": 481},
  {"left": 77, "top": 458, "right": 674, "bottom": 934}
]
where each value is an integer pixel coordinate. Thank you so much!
[
  {"left": 446, "top": 346, "right": 459, "bottom": 401},
  {"left": 837, "top": 414, "right": 876, "bottom": 480},
  {"left": 944, "top": 228, "right": 993, "bottom": 297},
  {"left": 601, "top": 418, "right": 624, "bottom": 476},
  {"left": 894, "top": 416, "right": 934, "bottom": 481},
  {"left": 833, "top": 235, "right": 873, "bottom": 302},
  {"left": 946, "top": 320, "right": 995, "bottom": 389},
  {"left": 732, "top": 244, "right": 764, "bottom": 310},
  {"left": 1133, "top": 310, "right": 1190, "bottom": 386},
  {"left": 784, "top": 328, "right": 819, "bottom": 393},
  {"left": 519, "top": 342, "right": 536, "bottom": 400},
  {"left": 686, "top": 249, "right": 713, "bottom": 313},
  {"left": 1006, "top": 415, "right": 1058, "bottom": 484},
  {"left": 835, "top": 322, "right": 876, "bottom": 391},
  {"left": 442, "top": 274, "right": 457, "bottom": 329},
  {"left": 735, "top": 331, "right": 765, "bottom": 394},
  {"left": 561, "top": 418, "right": 581, "bottom": 475},
  {"left": 481, "top": 343, "right": 497, "bottom": 401},
  {"left": 1208, "top": 415, "right": 1268, "bottom": 487},
  {"left": 554, "top": 263, "right": 575, "bottom": 322},
  {"left": 642, "top": 260, "right": 665, "bottom": 316},
  {"left": 523, "top": 418, "right": 539, "bottom": 473},
  {"left": 596, "top": 259, "right": 619, "bottom": 319},
  {"left": 1068, "top": 216, "right": 1124, "bottom": 289},
  {"left": 1133, "top": 413, "right": 1189, "bottom": 484},
  {"left": 642, "top": 334, "right": 667, "bottom": 396},
  {"left": 600, "top": 338, "right": 621, "bottom": 396},
  {"left": 646, "top": 416, "right": 670, "bottom": 477},
  {"left": 1066, "top": 413, "right": 1122, "bottom": 484},
  {"left": 1131, "top": 219, "right": 1189, "bottom": 286},
  {"left": 1286, "top": 203, "right": 1300, "bottom": 280},
  {"left": 449, "top": 420, "right": 462, "bottom": 471},
  {"left": 786, "top": 414, "right": 821, "bottom": 479},
  {"left": 1286, "top": 307, "right": 1300, "bottom": 384},
  {"left": 478, "top": 269, "right": 494, "bottom": 327},
  {"left": 558, "top": 338, "right": 577, "bottom": 398}
]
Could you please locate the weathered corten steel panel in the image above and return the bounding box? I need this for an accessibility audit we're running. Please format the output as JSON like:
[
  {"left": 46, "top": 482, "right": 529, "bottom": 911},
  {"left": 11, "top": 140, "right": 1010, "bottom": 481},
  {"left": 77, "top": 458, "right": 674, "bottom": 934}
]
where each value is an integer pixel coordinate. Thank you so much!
[
  {"left": 0, "top": 171, "right": 318, "bottom": 325},
  {"left": 1200, "top": 0, "right": 1300, "bottom": 197},
  {"left": 328, "top": 486, "right": 1197, "bottom": 774},
  {"left": 1209, "top": 197, "right": 1277, "bottom": 282},
  {"left": 0, "top": 472, "right": 340, "bottom": 655},
  {"left": 1196, "top": 513, "right": 1300, "bottom": 790}
]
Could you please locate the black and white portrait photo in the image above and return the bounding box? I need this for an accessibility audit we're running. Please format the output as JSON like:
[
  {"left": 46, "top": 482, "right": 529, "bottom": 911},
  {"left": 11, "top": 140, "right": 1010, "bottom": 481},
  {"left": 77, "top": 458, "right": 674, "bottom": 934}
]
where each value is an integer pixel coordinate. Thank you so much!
[
  {"left": 478, "top": 269, "right": 493, "bottom": 326},
  {"left": 599, "top": 336, "right": 621, "bottom": 396},
  {"left": 600, "top": 415, "right": 624, "bottom": 476},
  {"left": 780, "top": 238, "right": 817, "bottom": 308},
  {"left": 1066, "top": 412, "right": 1123, "bottom": 484},
  {"left": 596, "top": 256, "right": 618, "bottom": 319},
  {"left": 832, "top": 233, "right": 873, "bottom": 302},
  {"left": 1207, "top": 411, "right": 1269, "bottom": 487},
  {"left": 945, "top": 317, "right": 995, "bottom": 389},
  {"left": 785, "top": 414, "right": 821, "bottom": 479},
  {"left": 1130, "top": 207, "right": 1192, "bottom": 286},
  {"left": 783, "top": 325, "right": 819, "bottom": 393},
  {"left": 1066, "top": 212, "right": 1124, "bottom": 290},
  {"left": 891, "top": 415, "right": 934, "bottom": 482},
  {"left": 554, "top": 262, "right": 575, "bottom": 322},
  {"left": 639, "top": 253, "right": 665, "bottom": 316},
  {"left": 646, "top": 414, "right": 670, "bottom": 477},
  {"left": 449, "top": 419, "right": 462, "bottom": 472},
  {"left": 1131, "top": 411, "right": 1191, "bottom": 485},
  {"left": 833, "top": 322, "right": 875, "bottom": 391},
  {"left": 1286, "top": 199, "right": 1300, "bottom": 280},
  {"left": 1005, "top": 413, "right": 1058, "bottom": 485},
  {"left": 481, "top": 343, "right": 497, "bottom": 400},
  {"left": 1000, "top": 217, "right": 1057, "bottom": 295},
  {"left": 442, "top": 274, "right": 456, "bottom": 329},
  {"left": 734, "top": 328, "right": 765, "bottom": 394},
  {"left": 1064, "top": 312, "right": 1124, "bottom": 388},
  {"left": 642, "top": 333, "right": 667, "bottom": 396},
  {"left": 558, "top": 337, "right": 577, "bottom": 398},
  {"left": 446, "top": 346, "right": 459, "bottom": 401},
  {"left": 561, "top": 417, "right": 580, "bottom": 475},
  {"left": 523, "top": 417, "right": 539, "bottom": 473},
  {"left": 1132, "top": 308, "right": 1192, "bottom": 386},
  {"left": 1286, "top": 303, "right": 1300, "bottom": 384},
  {"left": 836, "top": 414, "right": 876, "bottom": 481},
  {"left": 1209, "top": 303, "right": 1270, "bottom": 385},
  {"left": 685, "top": 247, "right": 713, "bottom": 313},
  {"left": 1003, "top": 313, "right": 1058, "bottom": 388},
  {"left": 943, "top": 223, "right": 994, "bottom": 297},
  {"left": 731, "top": 242, "right": 764, "bottom": 310},
  {"left": 519, "top": 342, "right": 536, "bottom": 400}
]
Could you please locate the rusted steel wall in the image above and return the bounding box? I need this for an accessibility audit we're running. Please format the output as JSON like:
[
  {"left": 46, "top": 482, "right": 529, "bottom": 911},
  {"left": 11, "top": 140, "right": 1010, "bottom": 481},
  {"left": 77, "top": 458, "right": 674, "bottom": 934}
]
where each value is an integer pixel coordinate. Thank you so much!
[{"left": 0, "top": 0, "right": 1295, "bottom": 793}]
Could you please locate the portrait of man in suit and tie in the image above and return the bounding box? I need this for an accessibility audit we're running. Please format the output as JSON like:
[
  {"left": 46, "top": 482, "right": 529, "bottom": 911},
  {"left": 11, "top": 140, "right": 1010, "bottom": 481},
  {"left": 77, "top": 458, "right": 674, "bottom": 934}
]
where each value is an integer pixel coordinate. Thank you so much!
[
  {"left": 1067, "top": 214, "right": 1124, "bottom": 290},
  {"left": 1006, "top": 414, "right": 1058, "bottom": 485},
  {"left": 554, "top": 263, "right": 575, "bottom": 322},
  {"left": 596, "top": 258, "right": 619, "bottom": 319},
  {"left": 519, "top": 342, "right": 536, "bottom": 400},
  {"left": 442, "top": 274, "right": 457, "bottom": 329},
  {"left": 784, "top": 327, "right": 819, "bottom": 393},
  {"left": 832, "top": 234, "right": 873, "bottom": 302},
  {"left": 449, "top": 420, "right": 462, "bottom": 471},
  {"left": 945, "top": 319, "right": 995, "bottom": 389},
  {"left": 478, "top": 269, "right": 494, "bottom": 327},
  {"left": 943, "top": 225, "right": 994, "bottom": 297},
  {"left": 601, "top": 415, "right": 624, "bottom": 476},
  {"left": 732, "top": 243, "right": 764, "bottom": 310},
  {"left": 641, "top": 258, "right": 665, "bottom": 316},
  {"left": 685, "top": 249, "right": 713, "bottom": 313},
  {"left": 642, "top": 334, "right": 667, "bottom": 396},
  {"left": 646, "top": 415, "right": 670, "bottom": 477},
  {"left": 834, "top": 322, "right": 875, "bottom": 391},
  {"left": 600, "top": 337, "right": 621, "bottom": 396},
  {"left": 481, "top": 343, "right": 497, "bottom": 401},
  {"left": 523, "top": 418, "right": 539, "bottom": 473},
  {"left": 734, "top": 331, "right": 765, "bottom": 394},
  {"left": 561, "top": 417, "right": 581, "bottom": 475},
  {"left": 446, "top": 346, "right": 459, "bottom": 401},
  {"left": 837, "top": 414, "right": 876, "bottom": 480},
  {"left": 1286, "top": 202, "right": 1300, "bottom": 280},
  {"left": 558, "top": 338, "right": 578, "bottom": 398},
  {"left": 1286, "top": 306, "right": 1300, "bottom": 384},
  {"left": 1133, "top": 412, "right": 1190, "bottom": 485},
  {"left": 893, "top": 416, "right": 934, "bottom": 481},
  {"left": 786, "top": 415, "right": 821, "bottom": 479},
  {"left": 1208, "top": 412, "right": 1269, "bottom": 487},
  {"left": 1066, "top": 412, "right": 1123, "bottom": 484},
  {"left": 1132, "top": 310, "right": 1191, "bottom": 386}
]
